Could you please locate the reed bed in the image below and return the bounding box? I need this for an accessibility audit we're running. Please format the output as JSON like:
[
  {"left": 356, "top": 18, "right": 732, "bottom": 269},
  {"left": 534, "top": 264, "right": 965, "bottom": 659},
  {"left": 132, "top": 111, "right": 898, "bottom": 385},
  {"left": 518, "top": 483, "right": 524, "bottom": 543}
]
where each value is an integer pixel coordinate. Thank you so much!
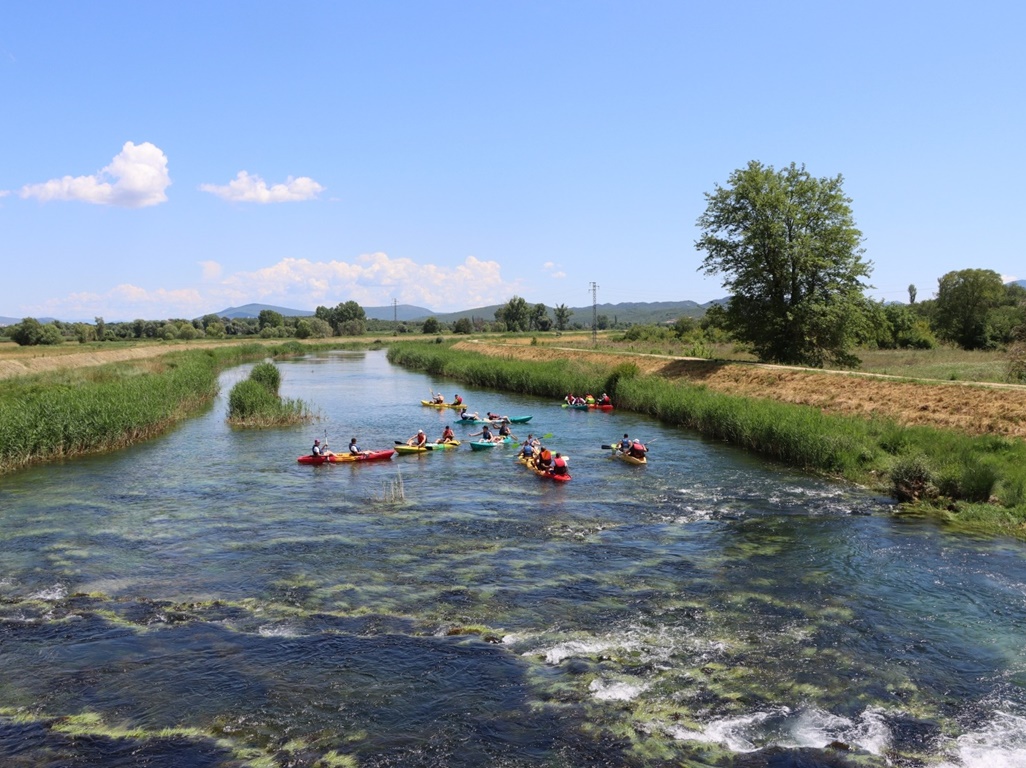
[
  {"left": 226, "top": 361, "right": 313, "bottom": 428},
  {"left": 388, "top": 342, "right": 1026, "bottom": 536},
  {"left": 0, "top": 342, "right": 314, "bottom": 473}
]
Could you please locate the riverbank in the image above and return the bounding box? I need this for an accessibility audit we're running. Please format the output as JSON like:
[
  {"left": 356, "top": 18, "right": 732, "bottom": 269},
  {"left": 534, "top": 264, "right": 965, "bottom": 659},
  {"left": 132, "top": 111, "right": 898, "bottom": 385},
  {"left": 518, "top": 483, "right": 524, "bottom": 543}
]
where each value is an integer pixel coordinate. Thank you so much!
[
  {"left": 391, "top": 341, "right": 1026, "bottom": 539},
  {"left": 0, "top": 340, "right": 358, "bottom": 474}
]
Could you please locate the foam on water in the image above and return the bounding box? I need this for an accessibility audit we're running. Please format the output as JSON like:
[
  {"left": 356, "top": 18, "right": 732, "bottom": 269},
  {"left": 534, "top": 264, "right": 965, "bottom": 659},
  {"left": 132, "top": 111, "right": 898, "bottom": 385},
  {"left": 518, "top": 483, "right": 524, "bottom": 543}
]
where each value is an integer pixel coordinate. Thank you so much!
[
  {"left": 937, "top": 710, "right": 1026, "bottom": 768},
  {"left": 667, "top": 706, "right": 891, "bottom": 755},
  {"left": 28, "top": 583, "right": 68, "bottom": 601},
  {"left": 589, "top": 677, "right": 649, "bottom": 701}
]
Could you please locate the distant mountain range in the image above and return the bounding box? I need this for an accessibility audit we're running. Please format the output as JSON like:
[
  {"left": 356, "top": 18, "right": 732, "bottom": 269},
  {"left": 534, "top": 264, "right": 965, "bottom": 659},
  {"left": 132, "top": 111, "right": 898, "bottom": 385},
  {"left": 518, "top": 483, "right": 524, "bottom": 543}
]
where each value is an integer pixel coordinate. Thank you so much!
[
  {"left": 3, "top": 280, "right": 1022, "bottom": 328},
  {"left": 210, "top": 300, "right": 724, "bottom": 326}
]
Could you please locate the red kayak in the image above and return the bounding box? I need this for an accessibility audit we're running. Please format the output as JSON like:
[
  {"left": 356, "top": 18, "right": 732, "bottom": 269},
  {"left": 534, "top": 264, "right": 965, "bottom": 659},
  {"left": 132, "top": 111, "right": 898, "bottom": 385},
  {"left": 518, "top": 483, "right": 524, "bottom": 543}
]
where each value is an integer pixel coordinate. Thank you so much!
[{"left": 297, "top": 449, "right": 395, "bottom": 464}]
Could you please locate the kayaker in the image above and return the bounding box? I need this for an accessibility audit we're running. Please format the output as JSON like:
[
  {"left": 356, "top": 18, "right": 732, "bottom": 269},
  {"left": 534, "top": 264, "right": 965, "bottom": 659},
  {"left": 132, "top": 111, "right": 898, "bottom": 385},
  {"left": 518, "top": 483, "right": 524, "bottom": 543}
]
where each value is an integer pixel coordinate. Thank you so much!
[
  {"left": 496, "top": 421, "right": 515, "bottom": 440},
  {"left": 452, "top": 394, "right": 463, "bottom": 406},
  {"left": 518, "top": 440, "right": 535, "bottom": 461},
  {"left": 432, "top": 392, "right": 445, "bottom": 404},
  {"left": 439, "top": 425, "right": 456, "bottom": 443},
  {"left": 628, "top": 440, "right": 648, "bottom": 460},
  {"left": 598, "top": 393, "right": 612, "bottom": 406},
  {"left": 535, "top": 448, "right": 553, "bottom": 471},
  {"left": 407, "top": 430, "right": 428, "bottom": 447},
  {"left": 486, "top": 411, "right": 507, "bottom": 422},
  {"left": 311, "top": 438, "right": 335, "bottom": 458},
  {"left": 619, "top": 434, "right": 632, "bottom": 453},
  {"left": 470, "top": 424, "right": 495, "bottom": 442},
  {"left": 459, "top": 408, "right": 479, "bottom": 421},
  {"left": 585, "top": 394, "right": 595, "bottom": 405},
  {"left": 551, "top": 453, "right": 569, "bottom": 477},
  {"left": 349, "top": 438, "right": 369, "bottom": 456}
]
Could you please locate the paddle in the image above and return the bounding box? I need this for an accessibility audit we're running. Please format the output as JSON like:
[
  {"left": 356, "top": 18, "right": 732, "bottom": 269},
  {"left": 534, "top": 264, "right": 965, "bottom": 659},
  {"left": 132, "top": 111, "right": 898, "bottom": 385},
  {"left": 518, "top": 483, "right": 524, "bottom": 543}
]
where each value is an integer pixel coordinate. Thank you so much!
[{"left": 517, "top": 432, "right": 553, "bottom": 446}]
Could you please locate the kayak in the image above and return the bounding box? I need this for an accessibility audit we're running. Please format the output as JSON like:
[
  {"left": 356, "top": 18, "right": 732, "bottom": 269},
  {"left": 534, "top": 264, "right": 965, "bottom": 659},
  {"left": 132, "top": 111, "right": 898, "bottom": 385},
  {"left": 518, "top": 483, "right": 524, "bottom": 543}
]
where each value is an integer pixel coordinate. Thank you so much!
[
  {"left": 420, "top": 400, "right": 466, "bottom": 409},
  {"left": 394, "top": 440, "right": 461, "bottom": 454},
  {"left": 298, "top": 449, "right": 394, "bottom": 464},
  {"left": 468, "top": 437, "right": 515, "bottom": 451},
  {"left": 561, "top": 402, "right": 613, "bottom": 411},
  {"left": 517, "top": 455, "right": 571, "bottom": 482},
  {"left": 611, "top": 448, "right": 647, "bottom": 466},
  {"left": 460, "top": 415, "right": 532, "bottom": 425}
]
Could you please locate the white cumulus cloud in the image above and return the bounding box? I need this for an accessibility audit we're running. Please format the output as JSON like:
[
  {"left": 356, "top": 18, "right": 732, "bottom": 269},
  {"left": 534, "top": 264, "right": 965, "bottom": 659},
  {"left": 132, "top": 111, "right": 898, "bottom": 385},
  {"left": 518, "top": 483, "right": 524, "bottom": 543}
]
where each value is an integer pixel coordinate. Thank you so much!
[
  {"left": 199, "top": 260, "right": 223, "bottom": 280},
  {"left": 543, "top": 261, "right": 567, "bottom": 279},
  {"left": 199, "top": 171, "right": 324, "bottom": 203},
  {"left": 27, "top": 253, "right": 522, "bottom": 320},
  {"left": 19, "top": 141, "right": 171, "bottom": 208}
]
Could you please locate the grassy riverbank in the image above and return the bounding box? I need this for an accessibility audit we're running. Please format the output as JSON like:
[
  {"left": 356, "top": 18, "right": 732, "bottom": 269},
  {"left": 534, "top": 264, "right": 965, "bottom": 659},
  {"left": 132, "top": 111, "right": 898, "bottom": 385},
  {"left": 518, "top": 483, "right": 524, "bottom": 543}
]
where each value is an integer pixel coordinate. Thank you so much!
[
  {"left": 388, "top": 342, "right": 1026, "bottom": 539},
  {"left": 0, "top": 341, "right": 336, "bottom": 474}
]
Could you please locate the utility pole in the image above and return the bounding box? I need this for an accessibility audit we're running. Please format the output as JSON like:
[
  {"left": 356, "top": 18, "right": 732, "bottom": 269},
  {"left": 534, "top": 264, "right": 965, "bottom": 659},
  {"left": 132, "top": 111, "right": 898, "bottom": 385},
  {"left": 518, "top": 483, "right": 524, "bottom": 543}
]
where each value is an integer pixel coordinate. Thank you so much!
[
  {"left": 393, "top": 298, "right": 397, "bottom": 324},
  {"left": 590, "top": 281, "right": 599, "bottom": 347}
]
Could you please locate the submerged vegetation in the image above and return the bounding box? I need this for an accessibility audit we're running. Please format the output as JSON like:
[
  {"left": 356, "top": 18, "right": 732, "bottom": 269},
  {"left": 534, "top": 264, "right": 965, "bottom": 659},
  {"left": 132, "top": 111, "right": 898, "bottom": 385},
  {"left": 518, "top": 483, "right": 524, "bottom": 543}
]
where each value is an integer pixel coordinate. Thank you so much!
[
  {"left": 226, "top": 361, "right": 313, "bottom": 428},
  {"left": 0, "top": 341, "right": 326, "bottom": 474},
  {"left": 388, "top": 342, "right": 1026, "bottom": 538}
]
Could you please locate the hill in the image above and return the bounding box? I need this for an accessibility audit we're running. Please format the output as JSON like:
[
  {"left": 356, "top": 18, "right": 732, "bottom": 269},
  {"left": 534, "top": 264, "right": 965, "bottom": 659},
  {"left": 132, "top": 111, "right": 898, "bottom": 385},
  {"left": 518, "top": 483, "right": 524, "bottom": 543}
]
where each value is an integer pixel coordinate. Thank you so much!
[
  {"left": 211, "top": 303, "right": 432, "bottom": 322},
  {"left": 415, "top": 300, "right": 721, "bottom": 325}
]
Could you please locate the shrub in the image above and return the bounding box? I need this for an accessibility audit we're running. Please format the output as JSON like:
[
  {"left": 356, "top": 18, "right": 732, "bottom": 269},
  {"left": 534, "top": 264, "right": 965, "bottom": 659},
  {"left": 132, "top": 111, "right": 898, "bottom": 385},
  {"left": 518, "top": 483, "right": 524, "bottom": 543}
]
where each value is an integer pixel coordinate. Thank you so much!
[
  {"left": 890, "top": 455, "right": 936, "bottom": 503},
  {"left": 249, "top": 362, "right": 282, "bottom": 395}
]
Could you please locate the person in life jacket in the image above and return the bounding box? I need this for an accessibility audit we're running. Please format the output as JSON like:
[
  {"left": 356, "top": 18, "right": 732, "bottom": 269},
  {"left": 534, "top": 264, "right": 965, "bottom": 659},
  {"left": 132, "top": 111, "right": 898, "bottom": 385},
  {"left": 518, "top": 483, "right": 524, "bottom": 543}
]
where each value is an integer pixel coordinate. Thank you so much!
[
  {"left": 312, "top": 438, "right": 335, "bottom": 458},
  {"left": 535, "top": 448, "right": 553, "bottom": 471},
  {"left": 432, "top": 392, "right": 445, "bottom": 404},
  {"left": 349, "top": 437, "right": 370, "bottom": 456},
  {"left": 452, "top": 394, "right": 462, "bottom": 406},
  {"left": 551, "top": 452, "right": 569, "bottom": 476},
  {"left": 585, "top": 393, "right": 595, "bottom": 405},
  {"left": 407, "top": 430, "right": 428, "bottom": 447},
  {"left": 496, "top": 421, "right": 515, "bottom": 440},
  {"left": 470, "top": 424, "right": 495, "bottom": 442},
  {"left": 619, "top": 433, "right": 632, "bottom": 452},
  {"left": 518, "top": 440, "right": 535, "bottom": 461},
  {"left": 439, "top": 425, "right": 455, "bottom": 443},
  {"left": 598, "top": 393, "right": 612, "bottom": 406},
  {"left": 459, "top": 408, "right": 479, "bottom": 421},
  {"left": 628, "top": 440, "right": 648, "bottom": 460}
]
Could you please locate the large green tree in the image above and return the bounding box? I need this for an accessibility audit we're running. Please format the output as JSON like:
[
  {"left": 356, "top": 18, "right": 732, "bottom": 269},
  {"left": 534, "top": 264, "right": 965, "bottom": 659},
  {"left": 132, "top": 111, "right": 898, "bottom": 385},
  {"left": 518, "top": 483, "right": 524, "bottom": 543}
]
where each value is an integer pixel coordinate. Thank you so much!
[
  {"left": 495, "top": 296, "right": 529, "bottom": 332},
  {"left": 696, "top": 161, "right": 872, "bottom": 367},
  {"left": 553, "top": 304, "right": 573, "bottom": 331},
  {"left": 933, "top": 268, "right": 1007, "bottom": 349}
]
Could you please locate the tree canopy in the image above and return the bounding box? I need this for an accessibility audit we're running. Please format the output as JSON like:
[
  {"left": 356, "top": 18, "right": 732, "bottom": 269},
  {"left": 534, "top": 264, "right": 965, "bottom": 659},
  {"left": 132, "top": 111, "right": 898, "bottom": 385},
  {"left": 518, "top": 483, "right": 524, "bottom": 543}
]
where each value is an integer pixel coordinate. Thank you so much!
[
  {"left": 932, "top": 268, "right": 1007, "bottom": 350},
  {"left": 696, "top": 161, "right": 872, "bottom": 367}
]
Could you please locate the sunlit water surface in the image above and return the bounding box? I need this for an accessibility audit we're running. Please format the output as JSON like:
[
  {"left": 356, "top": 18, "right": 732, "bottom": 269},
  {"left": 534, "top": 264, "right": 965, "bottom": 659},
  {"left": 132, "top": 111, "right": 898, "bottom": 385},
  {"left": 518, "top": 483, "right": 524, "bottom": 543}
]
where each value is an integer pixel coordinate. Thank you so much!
[{"left": 2, "top": 350, "right": 1025, "bottom": 767}]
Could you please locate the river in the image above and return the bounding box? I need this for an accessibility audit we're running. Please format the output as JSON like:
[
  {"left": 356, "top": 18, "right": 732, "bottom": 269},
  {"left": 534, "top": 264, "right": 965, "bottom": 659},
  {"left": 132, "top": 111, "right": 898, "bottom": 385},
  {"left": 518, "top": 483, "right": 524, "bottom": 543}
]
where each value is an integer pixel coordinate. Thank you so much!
[{"left": 1, "top": 349, "right": 1025, "bottom": 768}]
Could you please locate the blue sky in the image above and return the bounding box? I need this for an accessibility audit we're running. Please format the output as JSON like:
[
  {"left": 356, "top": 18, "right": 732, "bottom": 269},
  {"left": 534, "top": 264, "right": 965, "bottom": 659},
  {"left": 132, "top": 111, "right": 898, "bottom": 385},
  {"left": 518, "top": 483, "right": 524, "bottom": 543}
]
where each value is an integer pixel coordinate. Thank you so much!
[{"left": 1, "top": 1, "right": 1022, "bottom": 321}]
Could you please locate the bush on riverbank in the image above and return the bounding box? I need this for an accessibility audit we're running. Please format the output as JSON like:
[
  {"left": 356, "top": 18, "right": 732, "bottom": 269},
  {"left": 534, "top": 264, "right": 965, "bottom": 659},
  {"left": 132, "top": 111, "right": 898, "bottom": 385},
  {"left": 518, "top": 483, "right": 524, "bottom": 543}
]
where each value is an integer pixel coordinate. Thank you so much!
[
  {"left": 226, "top": 361, "right": 312, "bottom": 427},
  {"left": 387, "top": 342, "right": 1026, "bottom": 537},
  {"left": 0, "top": 342, "right": 321, "bottom": 473}
]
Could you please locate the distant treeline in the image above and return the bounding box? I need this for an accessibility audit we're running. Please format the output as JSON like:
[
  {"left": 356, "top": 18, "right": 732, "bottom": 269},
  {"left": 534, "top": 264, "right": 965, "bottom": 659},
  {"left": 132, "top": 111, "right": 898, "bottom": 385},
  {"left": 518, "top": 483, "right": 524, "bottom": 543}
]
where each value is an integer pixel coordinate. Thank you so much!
[{"left": 5, "top": 273, "right": 1025, "bottom": 360}]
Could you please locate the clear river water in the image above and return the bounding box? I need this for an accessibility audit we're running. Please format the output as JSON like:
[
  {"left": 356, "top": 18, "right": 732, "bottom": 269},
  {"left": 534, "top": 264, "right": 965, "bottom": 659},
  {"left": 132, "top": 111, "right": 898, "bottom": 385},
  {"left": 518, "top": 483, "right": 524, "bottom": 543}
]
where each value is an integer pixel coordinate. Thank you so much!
[{"left": 2, "top": 349, "right": 1025, "bottom": 768}]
